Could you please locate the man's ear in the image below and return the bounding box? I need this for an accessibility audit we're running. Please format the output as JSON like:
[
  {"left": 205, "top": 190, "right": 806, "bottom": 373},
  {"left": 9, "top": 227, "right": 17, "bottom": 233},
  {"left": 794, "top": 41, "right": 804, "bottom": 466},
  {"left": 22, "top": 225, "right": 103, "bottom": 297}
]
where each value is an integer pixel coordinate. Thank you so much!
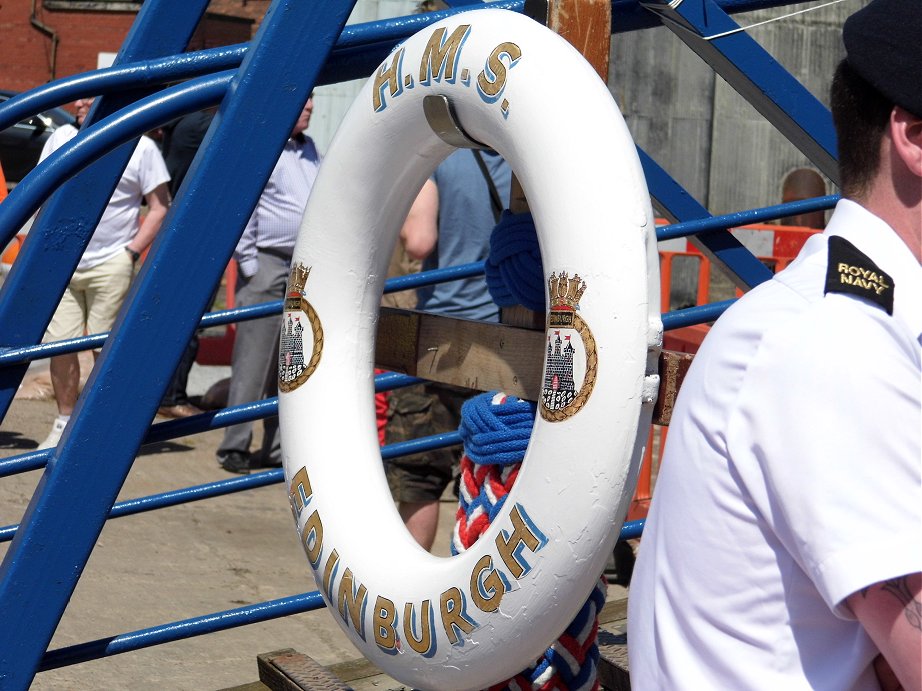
[{"left": 891, "top": 106, "right": 922, "bottom": 178}]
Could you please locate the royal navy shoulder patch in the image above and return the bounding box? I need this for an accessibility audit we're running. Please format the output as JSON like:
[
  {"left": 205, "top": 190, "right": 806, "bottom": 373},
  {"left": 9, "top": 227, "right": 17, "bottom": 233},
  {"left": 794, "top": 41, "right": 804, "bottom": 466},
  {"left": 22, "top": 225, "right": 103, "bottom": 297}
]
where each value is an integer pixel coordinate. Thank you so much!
[
  {"left": 540, "top": 271, "right": 597, "bottom": 422},
  {"left": 824, "top": 235, "right": 894, "bottom": 315},
  {"left": 278, "top": 263, "right": 324, "bottom": 392}
]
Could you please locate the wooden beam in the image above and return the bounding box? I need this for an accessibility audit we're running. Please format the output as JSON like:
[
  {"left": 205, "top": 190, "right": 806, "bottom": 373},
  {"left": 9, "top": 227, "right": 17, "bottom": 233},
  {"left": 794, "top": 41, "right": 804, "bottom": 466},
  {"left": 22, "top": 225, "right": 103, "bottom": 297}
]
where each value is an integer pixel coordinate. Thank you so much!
[
  {"left": 376, "top": 308, "right": 692, "bottom": 426},
  {"left": 501, "top": 0, "right": 613, "bottom": 329}
]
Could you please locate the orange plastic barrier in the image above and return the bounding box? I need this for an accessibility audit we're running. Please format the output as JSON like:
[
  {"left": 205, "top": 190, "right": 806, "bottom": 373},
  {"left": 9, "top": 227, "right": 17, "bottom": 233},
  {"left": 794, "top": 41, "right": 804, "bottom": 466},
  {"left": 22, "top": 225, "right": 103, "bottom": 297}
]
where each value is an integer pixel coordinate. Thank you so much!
[{"left": 196, "top": 260, "right": 237, "bottom": 366}]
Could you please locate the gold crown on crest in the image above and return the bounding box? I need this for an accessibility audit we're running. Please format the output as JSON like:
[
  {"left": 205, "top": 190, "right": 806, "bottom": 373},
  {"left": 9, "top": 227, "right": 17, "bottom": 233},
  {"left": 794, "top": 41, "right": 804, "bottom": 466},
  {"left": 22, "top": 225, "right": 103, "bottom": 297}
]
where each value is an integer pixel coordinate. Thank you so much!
[
  {"left": 288, "top": 263, "right": 311, "bottom": 294},
  {"left": 548, "top": 271, "right": 587, "bottom": 308}
]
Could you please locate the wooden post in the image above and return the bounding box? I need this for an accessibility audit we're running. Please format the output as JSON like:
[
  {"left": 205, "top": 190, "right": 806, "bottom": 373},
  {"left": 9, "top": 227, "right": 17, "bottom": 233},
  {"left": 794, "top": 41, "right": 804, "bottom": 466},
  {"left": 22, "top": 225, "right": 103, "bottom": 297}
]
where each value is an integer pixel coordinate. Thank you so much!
[{"left": 502, "top": 0, "right": 613, "bottom": 329}]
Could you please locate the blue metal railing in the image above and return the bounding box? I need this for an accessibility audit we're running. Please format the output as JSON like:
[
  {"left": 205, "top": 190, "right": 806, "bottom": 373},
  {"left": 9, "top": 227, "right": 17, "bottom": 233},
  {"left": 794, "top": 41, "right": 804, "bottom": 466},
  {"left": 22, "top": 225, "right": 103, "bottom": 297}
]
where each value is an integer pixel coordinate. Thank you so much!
[{"left": 0, "top": 0, "right": 837, "bottom": 685}]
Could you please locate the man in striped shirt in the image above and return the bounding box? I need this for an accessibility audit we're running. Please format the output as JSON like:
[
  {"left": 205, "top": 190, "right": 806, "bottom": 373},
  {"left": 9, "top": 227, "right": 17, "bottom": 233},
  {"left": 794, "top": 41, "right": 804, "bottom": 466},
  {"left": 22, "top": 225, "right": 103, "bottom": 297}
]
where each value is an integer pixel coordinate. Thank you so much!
[{"left": 217, "top": 96, "right": 320, "bottom": 474}]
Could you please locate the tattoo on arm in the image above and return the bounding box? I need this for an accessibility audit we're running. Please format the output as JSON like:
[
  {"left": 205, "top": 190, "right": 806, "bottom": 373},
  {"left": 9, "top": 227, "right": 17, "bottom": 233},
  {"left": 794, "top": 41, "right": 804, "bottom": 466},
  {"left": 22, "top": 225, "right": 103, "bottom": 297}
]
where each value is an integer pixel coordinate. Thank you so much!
[{"left": 867, "top": 576, "right": 922, "bottom": 631}]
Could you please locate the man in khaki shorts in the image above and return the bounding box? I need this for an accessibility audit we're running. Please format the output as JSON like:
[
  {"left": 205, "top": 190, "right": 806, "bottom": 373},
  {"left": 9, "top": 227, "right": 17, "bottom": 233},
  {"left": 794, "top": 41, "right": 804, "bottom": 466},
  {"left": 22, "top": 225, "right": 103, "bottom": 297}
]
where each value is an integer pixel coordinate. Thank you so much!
[{"left": 38, "top": 97, "right": 171, "bottom": 449}]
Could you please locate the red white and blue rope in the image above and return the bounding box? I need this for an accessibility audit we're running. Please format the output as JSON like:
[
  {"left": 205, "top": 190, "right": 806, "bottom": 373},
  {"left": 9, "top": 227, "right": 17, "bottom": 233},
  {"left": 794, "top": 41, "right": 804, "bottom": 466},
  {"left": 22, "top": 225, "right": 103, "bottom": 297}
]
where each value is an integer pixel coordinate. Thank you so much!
[{"left": 454, "top": 392, "right": 607, "bottom": 691}]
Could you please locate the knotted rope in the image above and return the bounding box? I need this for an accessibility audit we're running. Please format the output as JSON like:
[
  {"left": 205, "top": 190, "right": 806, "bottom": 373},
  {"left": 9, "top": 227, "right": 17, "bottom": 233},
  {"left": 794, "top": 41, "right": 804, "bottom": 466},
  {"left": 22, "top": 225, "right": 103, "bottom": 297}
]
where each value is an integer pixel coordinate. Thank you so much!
[
  {"left": 454, "top": 392, "right": 606, "bottom": 691},
  {"left": 484, "top": 211, "right": 545, "bottom": 312}
]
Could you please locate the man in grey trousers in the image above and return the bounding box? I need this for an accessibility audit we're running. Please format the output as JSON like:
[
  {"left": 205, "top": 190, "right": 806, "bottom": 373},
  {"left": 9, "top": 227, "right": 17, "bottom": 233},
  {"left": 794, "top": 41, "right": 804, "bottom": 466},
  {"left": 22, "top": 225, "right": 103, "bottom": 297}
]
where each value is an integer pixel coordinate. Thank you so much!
[{"left": 217, "top": 96, "right": 320, "bottom": 474}]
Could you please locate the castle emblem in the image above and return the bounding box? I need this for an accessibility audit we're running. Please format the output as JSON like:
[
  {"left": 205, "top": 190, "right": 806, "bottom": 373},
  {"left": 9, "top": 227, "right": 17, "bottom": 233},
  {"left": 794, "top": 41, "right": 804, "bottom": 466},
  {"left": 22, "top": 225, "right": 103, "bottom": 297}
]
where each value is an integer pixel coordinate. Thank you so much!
[
  {"left": 278, "top": 263, "right": 323, "bottom": 393},
  {"left": 540, "top": 271, "right": 597, "bottom": 422}
]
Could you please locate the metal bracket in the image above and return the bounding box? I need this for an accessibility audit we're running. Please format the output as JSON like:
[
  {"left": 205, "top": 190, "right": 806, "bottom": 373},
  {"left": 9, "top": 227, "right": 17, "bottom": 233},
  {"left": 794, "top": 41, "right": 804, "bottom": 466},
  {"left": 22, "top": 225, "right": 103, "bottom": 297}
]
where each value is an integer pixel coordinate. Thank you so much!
[{"left": 423, "top": 94, "right": 488, "bottom": 149}]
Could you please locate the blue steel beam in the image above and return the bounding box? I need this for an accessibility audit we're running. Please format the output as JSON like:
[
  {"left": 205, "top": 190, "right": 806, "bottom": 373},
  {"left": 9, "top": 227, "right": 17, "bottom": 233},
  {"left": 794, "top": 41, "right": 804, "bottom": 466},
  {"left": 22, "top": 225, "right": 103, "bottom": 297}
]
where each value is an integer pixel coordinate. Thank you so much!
[
  {"left": 643, "top": 0, "right": 838, "bottom": 183},
  {"left": 0, "top": 0, "right": 214, "bottom": 425},
  {"left": 0, "top": 0, "right": 357, "bottom": 685},
  {"left": 640, "top": 147, "right": 775, "bottom": 289}
]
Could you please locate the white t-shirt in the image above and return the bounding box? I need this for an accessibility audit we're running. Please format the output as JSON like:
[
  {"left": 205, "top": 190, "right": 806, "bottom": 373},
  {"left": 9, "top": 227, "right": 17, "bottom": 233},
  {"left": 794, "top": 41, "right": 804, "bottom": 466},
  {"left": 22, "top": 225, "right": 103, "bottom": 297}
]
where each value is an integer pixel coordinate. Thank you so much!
[
  {"left": 40, "top": 124, "right": 170, "bottom": 270},
  {"left": 628, "top": 200, "right": 922, "bottom": 690}
]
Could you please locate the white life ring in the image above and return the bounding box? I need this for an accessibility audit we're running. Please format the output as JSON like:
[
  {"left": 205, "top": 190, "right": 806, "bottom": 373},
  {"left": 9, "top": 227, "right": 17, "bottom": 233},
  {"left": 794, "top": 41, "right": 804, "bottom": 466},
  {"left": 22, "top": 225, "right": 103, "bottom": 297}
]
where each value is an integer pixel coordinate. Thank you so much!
[{"left": 277, "top": 8, "right": 661, "bottom": 690}]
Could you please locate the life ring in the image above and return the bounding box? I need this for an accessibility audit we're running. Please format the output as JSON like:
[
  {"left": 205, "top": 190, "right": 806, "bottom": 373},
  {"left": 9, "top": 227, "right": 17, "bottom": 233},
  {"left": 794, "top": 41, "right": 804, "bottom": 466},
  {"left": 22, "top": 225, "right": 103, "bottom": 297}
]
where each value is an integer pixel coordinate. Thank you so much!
[{"left": 277, "top": 8, "right": 661, "bottom": 690}]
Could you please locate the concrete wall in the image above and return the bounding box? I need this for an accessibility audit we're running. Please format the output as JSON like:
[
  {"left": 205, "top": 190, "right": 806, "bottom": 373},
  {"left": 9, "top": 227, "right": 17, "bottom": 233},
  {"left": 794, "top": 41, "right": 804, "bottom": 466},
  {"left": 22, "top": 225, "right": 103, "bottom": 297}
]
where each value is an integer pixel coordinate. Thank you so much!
[
  {"left": 309, "top": 0, "right": 418, "bottom": 152},
  {"left": 609, "top": 1, "right": 856, "bottom": 217}
]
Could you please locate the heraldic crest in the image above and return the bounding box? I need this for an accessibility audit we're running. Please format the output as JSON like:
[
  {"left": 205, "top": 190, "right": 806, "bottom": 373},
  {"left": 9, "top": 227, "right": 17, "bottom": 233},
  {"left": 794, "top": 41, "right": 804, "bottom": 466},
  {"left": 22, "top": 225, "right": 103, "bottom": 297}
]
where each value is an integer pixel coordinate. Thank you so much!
[
  {"left": 278, "top": 263, "right": 324, "bottom": 393},
  {"left": 541, "top": 271, "right": 598, "bottom": 422}
]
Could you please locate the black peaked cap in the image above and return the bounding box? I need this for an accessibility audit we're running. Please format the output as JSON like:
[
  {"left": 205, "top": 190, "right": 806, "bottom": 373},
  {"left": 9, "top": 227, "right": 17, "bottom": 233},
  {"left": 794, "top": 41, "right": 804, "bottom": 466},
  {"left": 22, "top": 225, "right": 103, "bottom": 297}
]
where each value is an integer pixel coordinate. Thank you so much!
[{"left": 843, "top": 0, "right": 922, "bottom": 117}]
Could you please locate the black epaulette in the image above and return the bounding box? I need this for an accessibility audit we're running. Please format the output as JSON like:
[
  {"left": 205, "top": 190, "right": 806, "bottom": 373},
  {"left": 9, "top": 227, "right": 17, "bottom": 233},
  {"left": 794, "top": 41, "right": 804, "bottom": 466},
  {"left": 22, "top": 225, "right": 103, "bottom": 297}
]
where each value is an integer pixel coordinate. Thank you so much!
[{"left": 824, "top": 235, "right": 894, "bottom": 315}]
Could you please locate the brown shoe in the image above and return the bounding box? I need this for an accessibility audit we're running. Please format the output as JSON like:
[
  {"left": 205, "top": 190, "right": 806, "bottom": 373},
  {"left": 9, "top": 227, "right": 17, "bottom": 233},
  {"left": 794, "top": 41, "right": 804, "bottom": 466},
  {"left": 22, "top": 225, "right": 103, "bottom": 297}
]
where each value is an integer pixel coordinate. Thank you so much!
[{"left": 157, "top": 403, "right": 205, "bottom": 419}]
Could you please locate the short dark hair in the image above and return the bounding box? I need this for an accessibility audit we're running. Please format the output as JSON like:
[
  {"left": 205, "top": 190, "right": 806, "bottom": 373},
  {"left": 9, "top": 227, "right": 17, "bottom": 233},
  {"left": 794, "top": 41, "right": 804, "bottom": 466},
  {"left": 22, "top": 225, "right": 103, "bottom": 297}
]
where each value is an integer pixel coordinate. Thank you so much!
[
  {"left": 416, "top": 0, "right": 448, "bottom": 12},
  {"left": 830, "top": 59, "right": 893, "bottom": 198}
]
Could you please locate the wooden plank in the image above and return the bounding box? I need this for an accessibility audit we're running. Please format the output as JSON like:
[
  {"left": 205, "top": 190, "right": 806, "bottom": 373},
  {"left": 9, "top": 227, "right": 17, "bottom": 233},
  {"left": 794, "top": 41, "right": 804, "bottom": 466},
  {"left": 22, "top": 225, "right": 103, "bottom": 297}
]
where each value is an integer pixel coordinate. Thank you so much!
[
  {"left": 377, "top": 307, "right": 544, "bottom": 396},
  {"left": 597, "top": 597, "right": 631, "bottom": 691},
  {"left": 257, "top": 649, "right": 350, "bottom": 691},
  {"left": 597, "top": 628, "right": 631, "bottom": 691},
  {"left": 376, "top": 307, "right": 693, "bottom": 426},
  {"left": 547, "top": 0, "right": 612, "bottom": 81}
]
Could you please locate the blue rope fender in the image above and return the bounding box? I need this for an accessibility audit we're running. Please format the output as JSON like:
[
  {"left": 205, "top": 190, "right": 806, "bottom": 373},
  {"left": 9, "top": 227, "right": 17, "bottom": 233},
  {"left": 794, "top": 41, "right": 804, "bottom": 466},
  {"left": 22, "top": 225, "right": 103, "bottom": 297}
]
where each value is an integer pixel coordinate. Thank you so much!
[{"left": 485, "top": 211, "right": 545, "bottom": 312}]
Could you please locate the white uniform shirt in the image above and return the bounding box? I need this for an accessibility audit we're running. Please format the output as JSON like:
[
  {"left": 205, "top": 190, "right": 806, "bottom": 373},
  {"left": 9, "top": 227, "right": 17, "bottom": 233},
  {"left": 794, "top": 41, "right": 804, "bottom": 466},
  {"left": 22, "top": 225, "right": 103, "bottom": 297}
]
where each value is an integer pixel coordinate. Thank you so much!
[
  {"left": 233, "top": 134, "right": 321, "bottom": 278},
  {"left": 40, "top": 124, "right": 170, "bottom": 271},
  {"left": 628, "top": 200, "right": 922, "bottom": 690}
]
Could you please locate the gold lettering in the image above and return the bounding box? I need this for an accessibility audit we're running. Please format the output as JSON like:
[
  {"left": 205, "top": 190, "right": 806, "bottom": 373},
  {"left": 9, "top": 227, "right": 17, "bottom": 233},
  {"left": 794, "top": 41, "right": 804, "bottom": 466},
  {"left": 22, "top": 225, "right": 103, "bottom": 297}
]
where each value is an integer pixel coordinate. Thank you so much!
[
  {"left": 372, "top": 48, "right": 405, "bottom": 112},
  {"left": 837, "top": 262, "right": 850, "bottom": 274},
  {"left": 470, "top": 555, "right": 505, "bottom": 613},
  {"left": 322, "top": 549, "right": 340, "bottom": 599},
  {"left": 301, "top": 509, "right": 324, "bottom": 567},
  {"left": 495, "top": 504, "right": 547, "bottom": 579},
  {"left": 477, "top": 42, "right": 522, "bottom": 102},
  {"left": 373, "top": 596, "right": 399, "bottom": 652},
  {"left": 440, "top": 587, "right": 477, "bottom": 646},
  {"left": 403, "top": 601, "right": 436, "bottom": 656},
  {"left": 419, "top": 25, "right": 471, "bottom": 85},
  {"left": 288, "top": 466, "right": 312, "bottom": 521},
  {"left": 337, "top": 568, "right": 368, "bottom": 639}
]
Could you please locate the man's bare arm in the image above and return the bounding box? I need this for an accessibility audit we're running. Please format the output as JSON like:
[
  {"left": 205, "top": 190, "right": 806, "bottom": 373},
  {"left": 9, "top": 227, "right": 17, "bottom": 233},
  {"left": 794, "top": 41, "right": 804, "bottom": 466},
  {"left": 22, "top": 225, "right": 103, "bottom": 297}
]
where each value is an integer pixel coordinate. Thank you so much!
[
  {"left": 400, "top": 179, "right": 439, "bottom": 261},
  {"left": 848, "top": 572, "right": 922, "bottom": 690},
  {"left": 128, "top": 182, "right": 171, "bottom": 255}
]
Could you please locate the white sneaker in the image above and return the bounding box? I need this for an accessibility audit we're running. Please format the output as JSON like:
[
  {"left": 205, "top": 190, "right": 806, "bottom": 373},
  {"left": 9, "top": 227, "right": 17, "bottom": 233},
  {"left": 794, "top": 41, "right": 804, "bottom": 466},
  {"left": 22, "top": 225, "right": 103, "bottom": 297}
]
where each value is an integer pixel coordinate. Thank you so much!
[{"left": 37, "top": 416, "right": 69, "bottom": 450}]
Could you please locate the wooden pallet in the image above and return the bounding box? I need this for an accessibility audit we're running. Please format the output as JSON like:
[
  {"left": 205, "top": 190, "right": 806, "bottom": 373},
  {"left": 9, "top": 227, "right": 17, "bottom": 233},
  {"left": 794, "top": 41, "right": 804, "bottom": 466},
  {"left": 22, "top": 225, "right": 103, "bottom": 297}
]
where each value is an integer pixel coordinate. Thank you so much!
[{"left": 234, "top": 597, "right": 631, "bottom": 691}]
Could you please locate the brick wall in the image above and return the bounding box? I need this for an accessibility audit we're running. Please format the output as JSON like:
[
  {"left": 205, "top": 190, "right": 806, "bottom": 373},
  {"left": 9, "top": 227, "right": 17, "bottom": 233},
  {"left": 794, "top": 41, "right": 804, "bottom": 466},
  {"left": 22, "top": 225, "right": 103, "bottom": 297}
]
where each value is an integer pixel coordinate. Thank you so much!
[{"left": 0, "top": 0, "right": 254, "bottom": 94}]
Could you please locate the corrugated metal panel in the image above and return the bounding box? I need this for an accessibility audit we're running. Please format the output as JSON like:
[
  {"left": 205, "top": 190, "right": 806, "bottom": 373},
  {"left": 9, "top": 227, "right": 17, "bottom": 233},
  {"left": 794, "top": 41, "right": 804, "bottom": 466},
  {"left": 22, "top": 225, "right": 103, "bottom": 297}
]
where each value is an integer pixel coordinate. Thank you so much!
[{"left": 610, "top": 1, "right": 859, "bottom": 218}]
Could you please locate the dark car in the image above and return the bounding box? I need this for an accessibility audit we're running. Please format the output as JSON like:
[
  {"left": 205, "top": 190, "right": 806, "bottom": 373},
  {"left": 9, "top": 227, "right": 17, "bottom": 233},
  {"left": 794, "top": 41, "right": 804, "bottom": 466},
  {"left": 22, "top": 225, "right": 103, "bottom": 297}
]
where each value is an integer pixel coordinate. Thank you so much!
[{"left": 0, "top": 90, "right": 75, "bottom": 184}]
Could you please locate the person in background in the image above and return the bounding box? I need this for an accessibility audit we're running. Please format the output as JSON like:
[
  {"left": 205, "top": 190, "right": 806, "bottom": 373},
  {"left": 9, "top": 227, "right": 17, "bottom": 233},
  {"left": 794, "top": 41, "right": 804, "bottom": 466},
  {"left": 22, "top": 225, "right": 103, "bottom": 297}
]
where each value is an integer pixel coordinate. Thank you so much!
[
  {"left": 628, "top": 0, "right": 921, "bottom": 688},
  {"left": 386, "top": 147, "right": 511, "bottom": 550},
  {"left": 216, "top": 96, "right": 320, "bottom": 474},
  {"left": 780, "top": 167, "right": 828, "bottom": 229},
  {"left": 156, "top": 107, "right": 218, "bottom": 419},
  {"left": 38, "top": 97, "right": 171, "bottom": 450}
]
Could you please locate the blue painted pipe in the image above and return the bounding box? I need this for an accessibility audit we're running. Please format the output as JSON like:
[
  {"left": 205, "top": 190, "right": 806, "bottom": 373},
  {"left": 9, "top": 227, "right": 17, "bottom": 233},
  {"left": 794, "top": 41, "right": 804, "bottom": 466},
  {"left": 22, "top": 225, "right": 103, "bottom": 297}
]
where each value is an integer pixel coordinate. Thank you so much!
[
  {"left": 0, "top": 372, "right": 424, "bottom": 478},
  {"left": 37, "top": 516, "right": 646, "bottom": 670},
  {"left": 657, "top": 195, "right": 840, "bottom": 242},
  {"left": 0, "top": 188, "right": 829, "bottom": 369},
  {"left": 0, "top": 0, "right": 820, "bottom": 134},
  {"left": 0, "top": 429, "right": 463, "bottom": 541},
  {"left": 38, "top": 591, "right": 328, "bottom": 671},
  {"left": 0, "top": 73, "right": 234, "bottom": 248}
]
